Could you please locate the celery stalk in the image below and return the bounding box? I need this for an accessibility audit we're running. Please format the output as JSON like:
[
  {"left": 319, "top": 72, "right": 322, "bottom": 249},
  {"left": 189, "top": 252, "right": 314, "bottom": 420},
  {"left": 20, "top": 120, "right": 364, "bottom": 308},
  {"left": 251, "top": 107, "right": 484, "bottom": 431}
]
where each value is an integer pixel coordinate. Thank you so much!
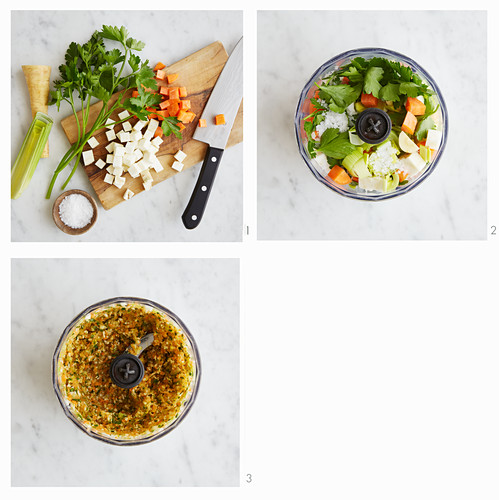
[{"left": 11, "top": 112, "right": 52, "bottom": 199}]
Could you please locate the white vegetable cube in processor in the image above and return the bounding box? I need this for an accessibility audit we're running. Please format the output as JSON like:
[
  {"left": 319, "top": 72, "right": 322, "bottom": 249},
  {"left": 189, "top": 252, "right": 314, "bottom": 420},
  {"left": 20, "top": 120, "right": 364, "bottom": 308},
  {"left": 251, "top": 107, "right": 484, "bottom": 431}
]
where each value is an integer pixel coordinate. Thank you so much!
[
  {"left": 425, "top": 129, "right": 442, "bottom": 150},
  {"left": 82, "top": 150, "right": 94, "bottom": 166}
]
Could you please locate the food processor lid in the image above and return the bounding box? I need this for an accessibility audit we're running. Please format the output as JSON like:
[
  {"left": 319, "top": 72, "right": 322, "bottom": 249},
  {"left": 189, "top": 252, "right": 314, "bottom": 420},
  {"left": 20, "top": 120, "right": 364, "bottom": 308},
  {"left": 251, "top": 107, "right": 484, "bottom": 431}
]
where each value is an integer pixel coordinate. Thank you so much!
[
  {"left": 355, "top": 108, "right": 392, "bottom": 144},
  {"left": 110, "top": 353, "right": 145, "bottom": 389}
]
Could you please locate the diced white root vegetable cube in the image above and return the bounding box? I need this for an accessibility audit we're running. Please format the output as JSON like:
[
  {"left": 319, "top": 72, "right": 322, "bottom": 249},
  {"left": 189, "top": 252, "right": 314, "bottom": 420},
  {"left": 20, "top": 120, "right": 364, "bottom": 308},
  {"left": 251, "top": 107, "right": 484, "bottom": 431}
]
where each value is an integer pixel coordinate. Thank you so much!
[
  {"left": 399, "top": 153, "right": 427, "bottom": 177},
  {"left": 106, "top": 129, "right": 116, "bottom": 141},
  {"left": 358, "top": 176, "right": 386, "bottom": 192},
  {"left": 137, "top": 138, "right": 147, "bottom": 150},
  {"left": 123, "top": 188, "right": 134, "bottom": 200},
  {"left": 118, "top": 110, "right": 130, "bottom": 121},
  {"left": 425, "top": 129, "right": 442, "bottom": 150},
  {"left": 105, "top": 118, "right": 115, "bottom": 129},
  {"left": 82, "top": 150, "right": 94, "bottom": 166},
  {"left": 125, "top": 141, "right": 136, "bottom": 154},
  {"left": 133, "top": 149, "right": 143, "bottom": 161},
  {"left": 95, "top": 159, "right": 106, "bottom": 169},
  {"left": 143, "top": 151, "right": 156, "bottom": 163},
  {"left": 128, "top": 164, "right": 141, "bottom": 178},
  {"left": 136, "top": 160, "right": 149, "bottom": 173},
  {"left": 151, "top": 136, "right": 163, "bottom": 148},
  {"left": 113, "top": 166, "right": 123, "bottom": 177},
  {"left": 141, "top": 169, "right": 153, "bottom": 183},
  {"left": 146, "top": 119, "right": 159, "bottom": 133},
  {"left": 113, "top": 155, "right": 123, "bottom": 168},
  {"left": 106, "top": 166, "right": 115, "bottom": 175},
  {"left": 133, "top": 119, "right": 148, "bottom": 131},
  {"left": 113, "top": 176, "right": 126, "bottom": 189},
  {"left": 152, "top": 161, "right": 164, "bottom": 173},
  {"left": 123, "top": 154, "right": 136, "bottom": 167},
  {"left": 143, "top": 130, "right": 154, "bottom": 141},
  {"left": 105, "top": 142, "right": 117, "bottom": 153},
  {"left": 87, "top": 136, "right": 99, "bottom": 148},
  {"left": 122, "top": 165, "right": 129, "bottom": 173},
  {"left": 143, "top": 181, "right": 153, "bottom": 191},
  {"left": 113, "top": 143, "right": 125, "bottom": 157},
  {"left": 130, "top": 130, "right": 142, "bottom": 142},
  {"left": 117, "top": 131, "right": 130, "bottom": 143},
  {"left": 149, "top": 145, "right": 159, "bottom": 154},
  {"left": 122, "top": 121, "right": 132, "bottom": 132},
  {"left": 104, "top": 173, "right": 114, "bottom": 184},
  {"left": 106, "top": 154, "right": 114, "bottom": 164},
  {"left": 174, "top": 149, "right": 187, "bottom": 162},
  {"left": 171, "top": 161, "right": 184, "bottom": 172}
]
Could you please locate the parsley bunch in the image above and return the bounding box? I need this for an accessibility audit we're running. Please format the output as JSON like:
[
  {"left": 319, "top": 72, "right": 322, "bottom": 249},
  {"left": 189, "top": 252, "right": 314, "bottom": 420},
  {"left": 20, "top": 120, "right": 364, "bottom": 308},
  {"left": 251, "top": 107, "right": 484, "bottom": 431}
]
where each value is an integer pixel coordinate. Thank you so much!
[
  {"left": 333, "top": 56, "right": 435, "bottom": 107},
  {"left": 46, "top": 26, "right": 164, "bottom": 198}
]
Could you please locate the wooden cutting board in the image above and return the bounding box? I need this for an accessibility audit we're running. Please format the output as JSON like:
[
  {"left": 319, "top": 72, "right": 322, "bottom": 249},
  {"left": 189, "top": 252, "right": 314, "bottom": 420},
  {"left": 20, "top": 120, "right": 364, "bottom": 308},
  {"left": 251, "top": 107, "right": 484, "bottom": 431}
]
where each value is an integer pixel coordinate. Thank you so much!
[{"left": 60, "top": 41, "right": 243, "bottom": 210}]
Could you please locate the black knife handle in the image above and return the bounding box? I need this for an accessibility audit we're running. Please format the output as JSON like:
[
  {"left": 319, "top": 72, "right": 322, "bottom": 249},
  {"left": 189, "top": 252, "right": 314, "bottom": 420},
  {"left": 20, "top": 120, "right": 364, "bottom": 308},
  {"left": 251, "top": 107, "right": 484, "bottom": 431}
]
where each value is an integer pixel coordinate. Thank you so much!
[{"left": 182, "top": 146, "right": 224, "bottom": 229}]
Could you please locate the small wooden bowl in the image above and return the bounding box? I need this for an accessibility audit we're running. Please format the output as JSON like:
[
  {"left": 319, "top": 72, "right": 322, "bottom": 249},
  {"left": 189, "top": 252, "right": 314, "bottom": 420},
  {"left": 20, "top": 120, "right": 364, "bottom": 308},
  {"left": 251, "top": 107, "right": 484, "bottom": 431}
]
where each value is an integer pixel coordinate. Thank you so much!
[{"left": 52, "top": 189, "right": 98, "bottom": 235}]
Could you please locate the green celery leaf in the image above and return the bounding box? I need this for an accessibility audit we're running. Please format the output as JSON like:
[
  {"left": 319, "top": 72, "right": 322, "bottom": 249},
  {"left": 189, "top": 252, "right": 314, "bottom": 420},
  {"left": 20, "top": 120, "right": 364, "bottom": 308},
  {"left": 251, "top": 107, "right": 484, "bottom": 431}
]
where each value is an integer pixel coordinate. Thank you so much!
[
  {"left": 399, "top": 82, "right": 420, "bottom": 97},
  {"left": 126, "top": 37, "right": 145, "bottom": 51},
  {"left": 317, "top": 131, "right": 357, "bottom": 159}
]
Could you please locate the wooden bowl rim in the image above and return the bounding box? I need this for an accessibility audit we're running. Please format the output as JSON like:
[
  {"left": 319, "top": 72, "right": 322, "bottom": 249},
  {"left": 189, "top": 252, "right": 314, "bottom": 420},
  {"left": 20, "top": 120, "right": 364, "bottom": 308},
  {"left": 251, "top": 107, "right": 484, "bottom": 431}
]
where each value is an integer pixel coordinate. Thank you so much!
[{"left": 52, "top": 189, "right": 98, "bottom": 235}]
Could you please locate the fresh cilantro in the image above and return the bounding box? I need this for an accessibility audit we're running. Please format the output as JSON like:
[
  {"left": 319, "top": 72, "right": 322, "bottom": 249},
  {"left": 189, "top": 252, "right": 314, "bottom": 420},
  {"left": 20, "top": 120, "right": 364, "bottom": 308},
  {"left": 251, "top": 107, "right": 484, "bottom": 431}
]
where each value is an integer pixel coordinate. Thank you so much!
[
  {"left": 317, "top": 83, "right": 362, "bottom": 113},
  {"left": 415, "top": 115, "right": 436, "bottom": 142},
  {"left": 379, "top": 82, "right": 400, "bottom": 102},
  {"left": 46, "top": 25, "right": 159, "bottom": 198},
  {"left": 317, "top": 129, "right": 357, "bottom": 159},
  {"left": 363, "top": 66, "right": 384, "bottom": 97}
]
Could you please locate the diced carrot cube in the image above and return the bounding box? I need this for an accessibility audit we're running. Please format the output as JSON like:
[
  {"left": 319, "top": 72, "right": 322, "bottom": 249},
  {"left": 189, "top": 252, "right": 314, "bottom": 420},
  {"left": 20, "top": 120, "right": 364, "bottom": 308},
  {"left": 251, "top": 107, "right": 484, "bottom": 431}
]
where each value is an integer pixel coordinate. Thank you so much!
[
  {"left": 168, "top": 88, "right": 179, "bottom": 100},
  {"left": 154, "top": 127, "right": 164, "bottom": 138},
  {"left": 401, "top": 111, "right": 418, "bottom": 135},
  {"left": 184, "top": 111, "right": 196, "bottom": 123},
  {"left": 180, "top": 100, "right": 191, "bottom": 110},
  {"left": 159, "top": 86, "right": 169, "bottom": 96},
  {"left": 131, "top": 89, "right": 139, "bottom": 98},
  {"left": 168, "top": 102, "right": 180, "bottom": 117},
  {"left": 215, "top": 114, "right": 225, "bottom": 125},
  {"left": 198, "top": 119, "right": 207, "bottom": 128},
  {"left": 156, "top": 69, "right": 166, "bottom": 80},
  {"left": 177, "top": 109, "right": 190, "bottom": 123},
  {"left": 361, "top": 93, "right": 378, "bottom": 108},
  {"left": 178, "top": 87, "right": 187, "bottom": 98},
  {"left": 166, "top": 73, "right": 179, "bottom": 84},
  {"left": 159, "top": 99, "right": 170, "bottom": 110},
  {"left": 177, "top": 123, "right": 186, "bottom": 131},
  {"left": 405, "top": 97, "right": 426, "bottom": 116},
  {"left": 154, "top": 62, "right": 166, "bottom": 71}
]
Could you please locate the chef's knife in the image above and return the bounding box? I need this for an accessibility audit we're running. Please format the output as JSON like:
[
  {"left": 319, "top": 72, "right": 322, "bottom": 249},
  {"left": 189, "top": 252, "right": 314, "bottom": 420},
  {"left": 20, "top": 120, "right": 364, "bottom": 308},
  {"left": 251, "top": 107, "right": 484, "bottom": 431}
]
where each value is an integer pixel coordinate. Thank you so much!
[{"left": 182, "top": 37, "right": 243, "bottom": 229}]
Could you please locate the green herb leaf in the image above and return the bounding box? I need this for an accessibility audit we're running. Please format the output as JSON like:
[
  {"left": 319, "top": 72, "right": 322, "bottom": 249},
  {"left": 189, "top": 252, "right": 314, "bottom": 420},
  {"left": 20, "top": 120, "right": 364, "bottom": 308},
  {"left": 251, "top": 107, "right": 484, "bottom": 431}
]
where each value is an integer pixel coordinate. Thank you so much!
[
  {"left": 317, "top": 130, "right": 357, "bottom": 159},
  {"left": 161, "top": 117, "right": 182, "bottom": 139},
  {"left": 379, "top": 82, "right": 400, "bottom": 102},
  {"left": 318, "top": 83, "right": 361, "bottom": 113},
  {"left": 363, "top": 66, "right": 384, "bottom": 98},
  {"left": 415, "top": 115, "right": 436, "bottom": 142}
]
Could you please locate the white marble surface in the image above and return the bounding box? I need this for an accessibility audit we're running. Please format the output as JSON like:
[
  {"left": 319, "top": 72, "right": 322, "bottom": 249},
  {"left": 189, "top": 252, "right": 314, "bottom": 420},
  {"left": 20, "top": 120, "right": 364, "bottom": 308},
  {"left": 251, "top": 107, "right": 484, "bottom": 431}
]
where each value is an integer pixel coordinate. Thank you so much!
[
  {"left": 11, "top": 10, "right": 243, "bottom": 242},
  {"left": 257, "top": 11, "right": 487, "bottom": 240},
  {"left": 11, "top": 258, "right": 239, "bottom": 486}
]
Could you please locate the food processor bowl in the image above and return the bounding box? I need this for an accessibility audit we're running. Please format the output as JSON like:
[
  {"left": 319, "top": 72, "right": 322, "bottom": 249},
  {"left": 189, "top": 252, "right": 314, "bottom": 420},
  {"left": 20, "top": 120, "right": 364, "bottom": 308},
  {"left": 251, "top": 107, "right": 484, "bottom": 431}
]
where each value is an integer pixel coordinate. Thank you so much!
[
  {"left": 295, "top": 47, "right": 448, "bottom": 201},
  {"left": 52, "top": 297, "right": 201, "bottom": 446}
]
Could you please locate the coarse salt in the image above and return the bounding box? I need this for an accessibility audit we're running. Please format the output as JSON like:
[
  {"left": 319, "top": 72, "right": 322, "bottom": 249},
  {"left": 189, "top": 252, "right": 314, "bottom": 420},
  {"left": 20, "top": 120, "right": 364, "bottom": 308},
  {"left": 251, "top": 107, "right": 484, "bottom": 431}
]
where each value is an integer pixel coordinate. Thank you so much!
[{"left": 59, "top": 194, "right": 94, "bottom": 229}]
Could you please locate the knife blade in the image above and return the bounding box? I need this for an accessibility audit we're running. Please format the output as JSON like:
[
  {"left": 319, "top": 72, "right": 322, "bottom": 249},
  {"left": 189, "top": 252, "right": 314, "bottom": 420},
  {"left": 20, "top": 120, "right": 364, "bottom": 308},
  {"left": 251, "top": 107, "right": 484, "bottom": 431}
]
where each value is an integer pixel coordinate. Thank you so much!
[{"left": 182, "top": 37, "right": 243, "bottom": 229}]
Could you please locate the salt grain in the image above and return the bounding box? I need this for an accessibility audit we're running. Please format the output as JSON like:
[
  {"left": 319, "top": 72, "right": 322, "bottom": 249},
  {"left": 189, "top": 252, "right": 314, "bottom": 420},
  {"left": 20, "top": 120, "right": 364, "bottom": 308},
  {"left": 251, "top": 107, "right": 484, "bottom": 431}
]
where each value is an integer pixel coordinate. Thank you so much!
[{"left": 59, "top": 194, "right": 94, "bottom": 229}]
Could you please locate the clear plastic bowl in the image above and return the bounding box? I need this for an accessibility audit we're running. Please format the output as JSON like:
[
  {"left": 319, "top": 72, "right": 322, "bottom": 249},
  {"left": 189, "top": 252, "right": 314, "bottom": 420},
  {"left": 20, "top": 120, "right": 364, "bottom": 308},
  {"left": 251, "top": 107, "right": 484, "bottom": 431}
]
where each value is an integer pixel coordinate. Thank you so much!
[
  {"left": 295, "top": 47, "right": 448, "bottom": 201},
  {"left": 52, "top": 297, "right": 201, "bottom": 446}
]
